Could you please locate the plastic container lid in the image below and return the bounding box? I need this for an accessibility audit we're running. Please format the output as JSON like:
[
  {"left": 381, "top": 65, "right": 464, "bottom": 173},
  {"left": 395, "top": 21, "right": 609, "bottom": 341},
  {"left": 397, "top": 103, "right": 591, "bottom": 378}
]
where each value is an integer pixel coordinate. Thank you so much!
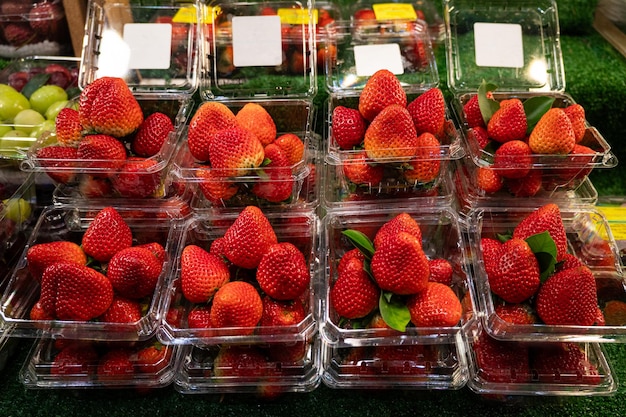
[
  {"left": 79, "top": 0, "right": 200, "bottom": 96},
  {"left": 443, "top": 0, "right": 564, "bottom": 94}
]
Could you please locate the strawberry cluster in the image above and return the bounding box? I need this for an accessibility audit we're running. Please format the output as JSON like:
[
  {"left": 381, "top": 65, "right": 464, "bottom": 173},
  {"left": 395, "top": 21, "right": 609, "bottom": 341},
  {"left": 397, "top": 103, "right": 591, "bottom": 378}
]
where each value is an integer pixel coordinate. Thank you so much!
[
  {"left": 176, "top": 206, "right": 311, "bottom": 336},
  {"left": 329, "top": 213, "right": 464, "bottom": 331},
  {"left": 26, "top": 207, "right": 165, "bottom": 323},
  {"left": 35, "top": 77, "right": 176, "bottom": 198},
  {"left": 186, "top": 102, "right": 305, "bottom": 205}
]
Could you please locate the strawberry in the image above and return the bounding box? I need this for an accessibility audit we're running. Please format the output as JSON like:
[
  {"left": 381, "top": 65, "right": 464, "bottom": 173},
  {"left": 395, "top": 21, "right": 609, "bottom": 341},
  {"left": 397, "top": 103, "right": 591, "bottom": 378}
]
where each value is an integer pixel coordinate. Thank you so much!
[
  {"left": 487, "top": 98, "right": 527, "bottom": 143},
  {"left": 332, "top": 105, "right": 366, "bottom": 150},
  {"left": 40, "top": 263, "right": 114, "bottom": 321},
  {"left": 476, "top": 166, "right": 503, "bottom": 193},
  {"left": 373, "top": 213, "right": 422, "bottom": 249},
  {"left": 530, "top": 342, "right": 601, "bottom": 385},
  {"left": 371, "top": 231, "right": 430, "bottom": 295},
  {"left": 494, "top": 303, "right": 537, "bottom": 325},
  {"left": 208, "top": 126, "right": 265, "bottom": 176},
  {"left": 111, "top": 157, "right": 161, "bottom": 198},
  {"left": 256, "top": 242, "right": 309, "bottom": 300},
  {"left": 337, "top": 248, "right": 365, "bottom": 276},
  {"left": 210, "top": 281, "right": 263, "bottom": 332},
  {"left": 180, "top": 244, "right": 230, "bottom": 304},
  {"left": 51, "top": 343, "right": 98, "bottom": 377},
  {"left": 603, "top": 300, "right": 626, "bottom": 326},
  {"left": 342, "top": 150, "right": 384, "bottom": 186},
  {"left": 79, "top": 77, "right": 143, "bottom": 137},
  {"left": 136, "top": 242, "right": 166, "bottom": 266},
  {"left": 473, "top": 331, "right": 530, "bottom": 383},
  {"left": 55, "top": 107, "right": 83, "bottom": 146},
  {"left": 235, "top": 102, "right": 277, "bottom": 145},
  {"left": 330, "top": 256, "right": 379, "bottom": 320},
  {"left": 463, "top": 94, "right": 485, "bottom": 128},
  {"left": 513, "top": 203, "right": 568, "bottom": 260},
  {"left": 528, "top": 108, "right": 576, "bottom": 155},
  {"left": 562, "top": 103, "right": 586, "bottom": 143},
  {"left": 136, "top": 341, "right": 171, "bottom": 374},
  {"left": 467, "top": 125, "right": 489, "bottom": 149},
  {"left": 79, "top": 175, "right": 113, "bottom": 197},
  {"left": 106, "top": 246, "right": 163, "bottom": 299},
  {"left": 131, "top": 112, "right": 174, "bottom": 157},
  {"left": 187, "top": 305, "right": 212, "bottom": 328},
  {"left": 556, "top": 143, "right": 596, "bottom": 181},
  {"left": 273, "top": 133, "right": 304, "bottom": 166},
  {"left": 251, "top": 143, "right": 294, "bottom": 203},
  {"left": 29, "top": 300, "right": 54, "bottom": 321},
  {"left": 493, "top": 139, "right": 532, "bottom": 179},
  {"left": 428, "top": 258, "right": 453, "bottom": 286},
  {"left": 556, "top": 253, "right": 585, "bottom": 272},
  {"left": 187, "top": 101, "right": 238, "bottom": 162},
  {"left": 481, "top": 237, "right": 502, "bottom": 278},
  {"left": 26, "top": 241, "right": 87, "bottom": 282},
  {"left": 372, "top": 344, "right": 436, "bottom": 376},
  {"left": 580, "top": 238, "right": 617, "bottom": 268},
  {"left": 506, "top": 169, "right": 542, "bottom": 197},
  {"left": 213, "top": 345, "right": 268, "bottom": 379},
  {"left": 407, "top": 282, "right": 462, "bottom": 327},
  {"left": 99, "top": 296, "right": 142, "bottom": 323},
  {"left": 406, "top": 87, "right": 446, "bottom": 136},
  {"left": 402, "top": 132, "right": 441, "bottom": 183},
  {"left": 358, "top": 69, "right": 407, "bottom": 121},
  {"left": 76, "top": 134, "right": 127, "bottom": 172},
  {"left": 488, "top": 238, "right": 540, "bottom": 304},
  {"left": 222, "top": 206, "right": 278, "bottom": 269},
  {"left": 81, "top": 206, "right": 133, "bottom": 263},
  {"left": 97, "top": 349, "right": 134, "bottom": 380},
  {"left": 363, "top": 104, "right": 417, "bottom": 162},
  {"left": 259, "top": 296, "right": 306, "bottom": 330},
  {"left": 195, "top": 166, "right": 238, "bottom": 204},
  {"left": 536, "top": 265, "right": 598, "bottom": 326},
  {"left": 36, "top": 145, "right": 78, "bottom": 184}
]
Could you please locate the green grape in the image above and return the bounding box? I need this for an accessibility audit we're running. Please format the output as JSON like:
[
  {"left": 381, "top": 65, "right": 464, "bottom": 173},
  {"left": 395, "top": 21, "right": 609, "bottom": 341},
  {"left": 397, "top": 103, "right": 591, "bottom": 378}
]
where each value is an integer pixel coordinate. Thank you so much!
[
  {"left": 29, "top": 120, "right": 56, "bottom": 138},
  {"left": 0, "top": 90, "right": 31, "bottom": 122},
  {"left": 29, "top": 85, "right": 68, "bottom": 115},
  {"left": 13, "top": 109, "right": 46, "bottom": 134},
  {"left": 45, "top": 100, "right": 70, "bottom": 120},
  {"left": 1, "top": 198, "right": 32, "bottom": 224}
]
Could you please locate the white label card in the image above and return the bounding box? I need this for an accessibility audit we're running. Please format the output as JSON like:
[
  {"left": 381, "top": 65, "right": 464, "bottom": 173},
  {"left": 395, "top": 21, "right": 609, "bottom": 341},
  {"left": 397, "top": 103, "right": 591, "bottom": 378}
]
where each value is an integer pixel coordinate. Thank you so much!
[
  {"left": 232, "top": 15, "right": 283, "bottom": 67},
  {"left": 123, "top": 23, "right": 172, "bottom": 69},
  {"left": 474, "top": 22, "right": 524, "bottom": 68},
  {"left": 354, "top": 43, "right": 404, "bottom": 76}
]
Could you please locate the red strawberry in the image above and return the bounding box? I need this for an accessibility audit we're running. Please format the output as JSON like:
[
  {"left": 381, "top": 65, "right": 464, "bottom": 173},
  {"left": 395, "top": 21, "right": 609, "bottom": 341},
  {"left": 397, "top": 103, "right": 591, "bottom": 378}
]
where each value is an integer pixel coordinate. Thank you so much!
[
  {"left": 208, "top": 126, "right": 265, "bottom": 176},
  {"left": 373, "top": 213, "right": 422, "bottom": 249},
  {"left": 487, "top": 98, "right": 527, "bottom": 143},
  {"left": 402, "top": 132, "right": 441, "bottom": 183},
  {"left": 273, "top": 133, "right": 304, "bottom": 167},
  {"left": 251, "top": 143, "right": 294, "bottom": 203},
  {"left": 476, "top": 166, "right": 503, "bottom": 193},
  {"left": 467, "top": 125, "right": 490, "bottom": 149},
  {"left": 256, "top": 242, "right": 310, "bottom": 300},
  {"left": 136, "top": 242, "right": 166, "bottom": 265},
  {"left": 556, "top": 253, "right": 585, "bottom": 272},
  {"left": 259, "top": 296, "right": 306, "bottom": 331},
  {"left": 29, "top": 300, "right": 54, "bottom": 321},
  {"left": 36, "top": 145, "right": 78, "bottom": 184},
  {"left": 529, "top": 108, "right": 576, "bottom": 155},
  {"left": 79, "top": 175, "right": 113, "bottom": 197},
  {"left": 187, "top": 101, "right": 238, "bottom": 162},
  {"left": 330, "top": 256, "right": 380, "bottom": 320},
  {"left": 131, "top": 112, "right": 174, "bottom": 157},
  {"left": 506, "top": 169, "right": 543, "bottom": 197},
  {"left": 40, "top": 262, "right": 114, "bottom": 321},
  {"left": 371, "top": 231, "right": 430, "bottom": 295},
  {"left": 342, "top": 151, "right": 384, "bottom": 186},
  {"left": 556, "top": 143, "right": 596, "bottom": 181},
  {"left": 51, "top": 342, "right": 98, "bottom": 377},
  {"left": 494, "top": 303, "right": 537, "bottom": 325},
  {"left": 358, "top": 69, "right": 407, "bottom": 121},
  {"left": 473, "top": 331, "right": 530, "bottom": 383},
  {"left": 27, "top": 241, "right": 87, "bottom": 282},
  {"left": 428, "top": 258, "right": 453, "bottom": 286},
  {"left": 210, "top": 281, "right": 263, "bottom": 332},
  {"left": 97, "top": 349, "right": 134, "bottom": 380},
  {"left": 531, "top": 342, "right": 601, "bottom": 384},
  {"left": 222, "top": 206, "right": 278, "bottom": 269},
  {"left": 196, "top": 167, "right": 239, "bottom": 204},
  {"left": 81, "top": 207, "right": 133, "bottom": 263},
  {"left": 111, "top": 157, "right": 161, "bottom": 198},
  {"left": 562, "top": 104, "right": 586, "bottom": 143},
  {"left": 77, "top": 134, "right": 127, "bottom": 173},
  {"left": 337, "top": 248, "right": 365, "bottom": 276},
  {"left": 79, "top": 77, "right": 143, "bottom": 137},
  {"left": 363, "top": 104, "right": 417, "bottom": 162},
  {"left": 481, "top": 237, "right": 502, "bottom": 278},
  {"left": 488, "top": 238, "right": 540, "bottom": 304},
  {"left": 180, "top": 244, "right": 230, "bottom": 304},
  {"left": 579, "top": 238, "right": 617, "bottom": 268},
  {"left": 407, "top": 282, "right": 462, "bottom": 327},
  {"left": 463, "top": 94, "right": 485, "bottom": 128},
  {"left": 187, "top": 305, "right": 212, "bottom": 329},
  {"left": 213, "top": 345, "right": 268, "bottom": 379},
  {"left": 406, "top": 87, "right": 446, "bottom": 136},
  {"left": 372, "top": 344, "right": 436, "bottom": 376},
  {"left": 332, "top": 105, "right": 366, "bottom": 150},
  {"left": 106, "top": 246, "right": 163, "bottom": 299},
  {"left": 100, "top": 296, "right": 142, "bottom": 323},
  {"left": 55, "top": 107, "right": 83, "bottom": 146},
  {"left": 493, "top": 139, "right": 532, "bottom": 179},
  {"left": 136, "top": 342, "right": 171, "bottom": 374},
  {"left": 536, "top": 265, "right": 598, "bottom": 326},
  {"left": 235, "top": 102, "right": 277, "bottom": 145},
  {"left": 513, "top": 203, "right": 568, "bottom": 260}
]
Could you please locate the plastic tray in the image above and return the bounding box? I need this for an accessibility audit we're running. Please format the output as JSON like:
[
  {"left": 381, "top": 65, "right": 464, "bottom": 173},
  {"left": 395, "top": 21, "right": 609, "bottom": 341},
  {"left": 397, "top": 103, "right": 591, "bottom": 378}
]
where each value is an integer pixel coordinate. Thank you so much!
[
  {"left": 320, "top": 206, "right": 476, "bottom": 348},
  {"left": 0, "top": 204, "right": 186, "bottom": 341}
]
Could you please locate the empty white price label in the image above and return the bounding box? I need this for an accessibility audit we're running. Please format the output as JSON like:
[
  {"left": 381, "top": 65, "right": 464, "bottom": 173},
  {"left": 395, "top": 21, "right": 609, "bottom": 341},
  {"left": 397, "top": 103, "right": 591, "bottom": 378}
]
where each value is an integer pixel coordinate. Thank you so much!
[
  {"left": 124, "top": 23, "right": 172, "bottom": 69},
  {"left": 354, "top": 43, "right": 404, "bottom": 76},
  {"left": 232, "top": 15, "right": 282, "bottom": 67},
  {"left": 474, "top": 22, "right": 524, "bottom": 68}
]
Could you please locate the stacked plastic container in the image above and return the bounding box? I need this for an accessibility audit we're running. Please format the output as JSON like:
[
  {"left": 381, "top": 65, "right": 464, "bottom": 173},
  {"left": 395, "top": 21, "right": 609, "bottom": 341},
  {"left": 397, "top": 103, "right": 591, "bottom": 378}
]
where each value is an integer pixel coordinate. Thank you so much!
[{"left": 444, "top": 0, "right": 621, "bottom": 398}]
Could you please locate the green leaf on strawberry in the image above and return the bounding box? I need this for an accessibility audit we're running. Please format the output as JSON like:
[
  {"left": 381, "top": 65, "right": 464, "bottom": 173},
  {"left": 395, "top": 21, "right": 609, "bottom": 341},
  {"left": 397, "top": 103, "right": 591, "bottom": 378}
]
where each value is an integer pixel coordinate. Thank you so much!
[
  {"left": 523, "top": 96, "right": 555, "bottom": 134},
  {"left": 478, "top": 80, "right": 499, "bottom": 125},
  {"left": 379, "top": 291, "right": 411, "bottom": 332},
  {"left": 524, "top": 231, "right": 558, "bottom": 281},
  {"left": 342, "top": 229, "right": 375, "bottom": 259}
]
